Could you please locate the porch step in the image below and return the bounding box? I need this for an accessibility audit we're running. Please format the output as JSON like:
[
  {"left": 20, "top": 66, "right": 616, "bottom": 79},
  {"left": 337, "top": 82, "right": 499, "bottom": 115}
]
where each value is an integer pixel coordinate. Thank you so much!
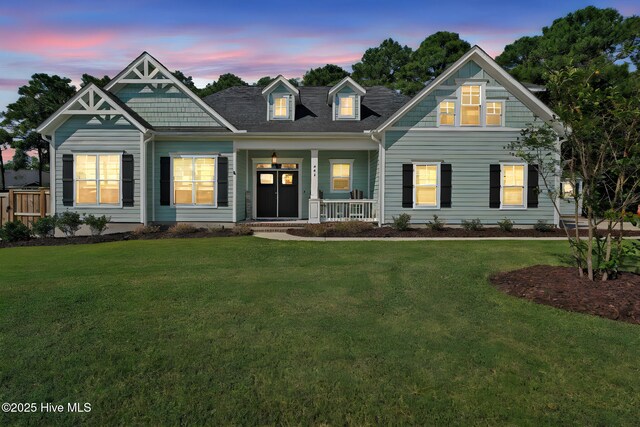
[{"left": 243, "top": 222, "right": 306, "bottom": 233}]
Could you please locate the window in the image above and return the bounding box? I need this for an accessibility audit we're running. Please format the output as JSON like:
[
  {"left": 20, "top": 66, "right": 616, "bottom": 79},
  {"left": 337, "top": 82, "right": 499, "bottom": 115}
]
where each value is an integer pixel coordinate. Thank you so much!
[
  {"left": 501, "top": 164, "right": 525, "bottom": 208},
  {"left": 330, "top": 160, "right": 353, "bottom": 192},
  {"left": 486, "top": 101, "right": 503, "bottom": 126},
  {"left": 460, "top": 85, "right": 481, "bottom": 125},
  {"left": 173, "top": 156, "right": 216, "bottom": 206},
  {"left": 75, "top": 154, "right": 120, "bottom": 205},
  {"left": 338, "top": 94, "right": 356, "bottom": 118},
  {"left": 273, "top": 95, "right": 289, "bottom": 118},
  {"left": 438, "top": 101, "right": 455, "bottom": 126},
  {"left": 414, "top": 163, "right": 440, "bottom": 208}
]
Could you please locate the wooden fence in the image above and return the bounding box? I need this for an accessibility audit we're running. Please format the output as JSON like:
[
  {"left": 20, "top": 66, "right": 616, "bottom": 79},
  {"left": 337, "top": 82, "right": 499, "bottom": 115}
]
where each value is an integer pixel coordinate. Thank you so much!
[{"left": 0, "top": 189, "right": 51, "bottom": 228}]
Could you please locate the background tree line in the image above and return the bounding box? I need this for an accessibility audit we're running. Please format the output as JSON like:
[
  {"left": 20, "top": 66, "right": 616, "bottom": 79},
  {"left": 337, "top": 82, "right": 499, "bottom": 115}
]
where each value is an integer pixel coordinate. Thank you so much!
[{"left": 0, "top": 5, "right": 638, "bottom": 189}]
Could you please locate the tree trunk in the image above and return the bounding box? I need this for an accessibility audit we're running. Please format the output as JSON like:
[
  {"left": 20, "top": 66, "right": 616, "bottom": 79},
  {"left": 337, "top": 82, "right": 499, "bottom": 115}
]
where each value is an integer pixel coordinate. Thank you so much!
[
  {"left": 37, "top": 146, "right": 43, "bottom": 187},
  {"left": 574, "top": 190, "right": 583, "bottom": 277},
  {"left": 601, "top": 221, "right": 613, "bottom": 282},
  {"left": 586, "top": 206, "right": 594, "bottom": 281}
]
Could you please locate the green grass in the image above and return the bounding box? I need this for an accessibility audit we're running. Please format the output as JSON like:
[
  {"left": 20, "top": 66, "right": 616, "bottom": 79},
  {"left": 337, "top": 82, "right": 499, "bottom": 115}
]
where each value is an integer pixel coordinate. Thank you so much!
[{"left": 1, "top": 238, "right": 639, "bottom": 425}]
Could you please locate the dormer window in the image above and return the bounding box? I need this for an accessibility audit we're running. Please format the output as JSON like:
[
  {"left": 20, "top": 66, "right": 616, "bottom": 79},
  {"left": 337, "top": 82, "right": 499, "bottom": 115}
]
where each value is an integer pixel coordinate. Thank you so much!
[
  {"left": 261, "top": 75, "right": 299, "bottom": 121},
  {"left": 338, "top": 94, "right": 356, "bottom": 118},
  {"left": 328, "top": 77, "right": 366, "bottom": 121},
  {"left": 273, "top": 95, "right": 289, "bottom": 119}
]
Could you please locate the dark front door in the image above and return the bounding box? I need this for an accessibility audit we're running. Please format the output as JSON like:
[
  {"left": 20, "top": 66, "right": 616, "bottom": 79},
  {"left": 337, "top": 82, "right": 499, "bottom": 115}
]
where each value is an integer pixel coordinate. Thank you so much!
[{"left": 256, "top": 170, "right": 299, "bottom": 218}]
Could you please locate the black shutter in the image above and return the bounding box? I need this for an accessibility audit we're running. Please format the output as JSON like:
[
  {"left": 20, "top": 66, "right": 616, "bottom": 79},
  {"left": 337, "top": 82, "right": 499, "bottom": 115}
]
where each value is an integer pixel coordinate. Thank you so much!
[
  {"left": 217, "top": 156, "right": 228, "bottom": 207},
  {"left": 160, "top": 157, "right": 170, "bottom": 206},
  {"left": 402, "top": 164, "right": 413, "bottom": 208},
  {"left": 489, "top": 164, "right": 501, "bottom": 208},
  {"left": 122, "top": 154, "right": 134, "bottom": 207},
  {"left": 440, "top": 163, "right": 452, "bottom": 208},
  {"left": 62, "top": 154, "right": 74, "bottom": 206},
  {"left": 527, "top": 164, "right": 539, "bottom": 208}
]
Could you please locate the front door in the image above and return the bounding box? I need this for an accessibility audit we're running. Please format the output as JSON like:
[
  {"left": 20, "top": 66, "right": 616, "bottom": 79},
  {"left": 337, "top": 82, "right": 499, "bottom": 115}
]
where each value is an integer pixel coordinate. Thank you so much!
[{"left": 256, "top": 170, "right": 299, "bottom": 218}]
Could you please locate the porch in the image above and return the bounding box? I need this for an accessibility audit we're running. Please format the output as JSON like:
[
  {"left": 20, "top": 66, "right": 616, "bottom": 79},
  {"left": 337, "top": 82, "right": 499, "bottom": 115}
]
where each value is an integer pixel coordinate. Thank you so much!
[{"left": 234, "top": 146, "right": 380, "bottom": 224}]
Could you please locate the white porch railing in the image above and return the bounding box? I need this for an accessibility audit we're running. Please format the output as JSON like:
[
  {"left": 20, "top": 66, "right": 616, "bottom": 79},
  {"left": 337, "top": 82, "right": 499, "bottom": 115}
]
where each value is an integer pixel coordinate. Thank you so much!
[{"left": 319, "top": 199, "right": 377, "bottom": 222}]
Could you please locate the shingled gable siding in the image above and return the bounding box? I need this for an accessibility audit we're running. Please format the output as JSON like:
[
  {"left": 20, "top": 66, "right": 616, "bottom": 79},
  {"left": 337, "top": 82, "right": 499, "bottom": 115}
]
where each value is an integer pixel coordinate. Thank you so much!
[
  {"left": 152, "top": 140, "right": 234, "bottom": 222},
  {"left": 54, "top": 115, "right": 142, "bottom": 222},
  {"left": 116, "top": 84, "right": 222, "bottom": 127},
  {"left": 383, "top": 130, "right": 555, "bottom": 225},
  {"left": 393, "top": 61, "right": 536, "bottom": 129},
  {"left": 369, "top": 150, "right": 379, "bottom": 202}
]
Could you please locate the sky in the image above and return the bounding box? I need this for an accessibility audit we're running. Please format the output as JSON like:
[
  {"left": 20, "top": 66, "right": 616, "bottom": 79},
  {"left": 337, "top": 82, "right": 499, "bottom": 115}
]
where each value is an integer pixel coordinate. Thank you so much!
[{"left": 0, "top": 0, "right": 638, "bottom": 161}]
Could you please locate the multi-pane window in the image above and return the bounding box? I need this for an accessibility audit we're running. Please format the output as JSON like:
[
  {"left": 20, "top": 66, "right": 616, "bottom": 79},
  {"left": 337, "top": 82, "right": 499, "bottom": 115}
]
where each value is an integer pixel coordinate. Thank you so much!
[
  {"left": 486, "top": 101, "right": 503, "bottom": 126},
  {"left": 502, "top": 164, "right": 525, "bottom": 207},
  {"left": 274, "top": 96, "right": 288, "bottom": 118},
  {"left": 330, "top": 161, "right": 352, "bottom": 192},
  {"left": 460, "top": 85, "right": 481, "bottom": 125},
  {"left": 75, "top": 154, "right": 120, "bottom": 205},
  {"left": 173, "top": 156, "right": 216, "bottom": 206},
  {"left": 439, "top": 101, "right": 455, "bottom": 126},
  {"left": 414, "top": 163, "right": 439, "bottom": 207},
  {"left": 338, "top": 95, "right": 355, "bottom": 118}
]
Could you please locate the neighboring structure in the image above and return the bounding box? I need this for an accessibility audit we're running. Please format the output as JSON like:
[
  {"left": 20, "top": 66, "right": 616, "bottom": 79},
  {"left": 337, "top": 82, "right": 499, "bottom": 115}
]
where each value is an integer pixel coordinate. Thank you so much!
[
  {"left": 37, "top": 46, "right": 564, "bottom": 227},
  {"left": 3, "top": 170, "right": 50, "bottom": 188}
]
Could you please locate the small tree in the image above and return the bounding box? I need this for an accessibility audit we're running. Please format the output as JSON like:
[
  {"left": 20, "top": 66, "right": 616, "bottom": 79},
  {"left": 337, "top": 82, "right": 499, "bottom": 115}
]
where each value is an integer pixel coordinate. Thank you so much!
[{"left": 510, "top": 65, "right": 640, "bottom": 281}]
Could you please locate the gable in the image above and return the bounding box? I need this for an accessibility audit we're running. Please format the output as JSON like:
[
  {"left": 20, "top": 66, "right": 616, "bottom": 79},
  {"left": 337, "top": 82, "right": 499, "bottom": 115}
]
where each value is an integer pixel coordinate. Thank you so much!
[
  {"left": 393, "top": 60, "right": 536, "bottom": 129},
  {"left": 105, "top": 53, "right": 238, "bottom": 131}
]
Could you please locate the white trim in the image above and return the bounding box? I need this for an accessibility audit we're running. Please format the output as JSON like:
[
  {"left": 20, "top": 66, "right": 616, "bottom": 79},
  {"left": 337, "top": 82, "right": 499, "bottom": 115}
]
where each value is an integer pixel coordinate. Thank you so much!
[
  {"left": 388, "top": 126, "right": 524, "bottom": 132},
  {"left": 412, "top": 162, "right": 441, "bottom": 209},
  {"left": 232, "top": 143, "right": 237, "bottom": 223},
  {"left": 458, "top": 83, "right": 484, "bottom": 127},
  {"left": 310, "top": 150, "right": 319, "bottom": 199},
  {"left": 485, "top": 100, "right": 505, "bottom": 127},
  {"left": 140, "top": 133, "right": 145, "bottom": 224},
  {"left": 329, "top": 159, "right": 354, "bottom": 193},
  {"left": 50, "top": 135, "right": 56, "bottom": 215},
  {"left": 436, "top": 99, "right": 456, "bottom": 127},
  {"left": 336, "top": 94, "right": 357, "bottom": 120},
  {"left": 152, "top": 138, "right": 156, "bottom": 222},
  {"left": 235, "top": 140, "right": 376, "bottom": 150},
  {"left": 261, "top": 75, "right": 299, "bottom": 97},
  {"left": 104, "top": 52, "right": 241, "bottom": 133},
  {"left": 375, "top": 46, "right": 560, "bottom": 134},
  {"left": 37, "top": 84, "right": 148, "bottom": 135},
  {"left": 499, "top": 162, "right": 527, "bottom": 210},
  {"left": 328, "top": 76, "right": 366, "bottom": 99},
  {"left": 72, "top": 152, "right": 124, "bottom": 208},
  {"left": 169, "top": 154, "right": 219, "bottom": 208},
  {"left": 379, "top": 135, "right": 386, "bottom": 226}
]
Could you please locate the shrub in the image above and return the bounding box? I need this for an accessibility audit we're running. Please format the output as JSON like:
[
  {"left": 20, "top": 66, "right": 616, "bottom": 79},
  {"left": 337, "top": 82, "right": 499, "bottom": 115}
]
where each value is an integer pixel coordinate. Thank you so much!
[
  {"left": 304, "top": 223, "right": 329, "bottom": 237},
  {"left": 132, "top": 225, "right": 161, "bottom": 236},
  {"left": 83, "top": 214, "right": 110, "bottom": 236},
  {"left": 167, "top": 223, "right": 199, "bottom": 235},
  {"left": 461, "top": 218, "right": 483, "bottom": 231},
  {"left": 57, "top": 211, "right": 83, "bottom": 237},
  {"left": 334, "top": 221, "right": 374, "bottom": 234},
  {"left": 0, "top": 220, "right": 31, "bottom": 242},
  {"left": 426, "top": 215, "right": 446, "bottom": 231},
  {"left": 32, "top": 215, "right": 57, "bottom": 238},
  {"left": 497, "top": 218, "right": 514, "bottom": 232},
  {"left": 534, "top": 220, "right": 554, "bottom": 232},
  {"left": 392, "top": 213, "right": 411, "bottom": 231},
  {"left": 232, "top": 225, "right": 253, "bottom": 236}
]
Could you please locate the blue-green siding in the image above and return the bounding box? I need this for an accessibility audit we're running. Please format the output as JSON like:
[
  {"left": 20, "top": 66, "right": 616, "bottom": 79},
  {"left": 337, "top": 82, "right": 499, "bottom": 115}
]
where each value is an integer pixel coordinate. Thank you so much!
[
  {"left": 117, "top": 84, "right": 222, "bottom": 127},
  {"left": 383, "top": 130, "right": 555, "bottom": 225},
  {"left": 152, "top": 140, "right": 234, "bottom": 222},
  {"left": 318, "top": 151, "right": 371, "bottom": 199},
  {"left": 54, "top": 115, "right": 142, "bottom": 223}
]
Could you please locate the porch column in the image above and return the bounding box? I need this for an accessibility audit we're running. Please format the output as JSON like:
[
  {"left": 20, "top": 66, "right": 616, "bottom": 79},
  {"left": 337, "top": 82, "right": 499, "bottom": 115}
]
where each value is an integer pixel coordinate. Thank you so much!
[
  {"left": 378, "top": 140, "right": 385, "bottom": 227},
  {"left": 309, "top": 149, "right": 320, "bottom": 223}
]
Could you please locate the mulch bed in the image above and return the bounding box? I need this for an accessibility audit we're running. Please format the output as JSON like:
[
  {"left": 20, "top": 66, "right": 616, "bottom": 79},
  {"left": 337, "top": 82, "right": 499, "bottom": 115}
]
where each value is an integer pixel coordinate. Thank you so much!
[
  {"left": 491, "top": 265, "right": 640, "bottom": 324},
  {"left": 287, "top": 226, "right": 640, "bottom": 238},
  {"left": 0, "top": 228, "right": 249, "bottom": 249}
]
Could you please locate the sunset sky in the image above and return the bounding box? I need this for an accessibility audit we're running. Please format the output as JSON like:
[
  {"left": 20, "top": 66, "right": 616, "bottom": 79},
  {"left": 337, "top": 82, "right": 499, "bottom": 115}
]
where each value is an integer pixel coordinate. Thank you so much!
[{"left": 0, "top": 0, "right": 638, "bottom": 161}]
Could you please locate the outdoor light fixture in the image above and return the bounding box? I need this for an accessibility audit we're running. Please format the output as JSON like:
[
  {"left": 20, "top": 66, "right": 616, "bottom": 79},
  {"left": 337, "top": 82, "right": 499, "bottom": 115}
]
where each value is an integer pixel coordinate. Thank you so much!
[{"left": 271, "top": 152, "right": 278, "bottom": 165}]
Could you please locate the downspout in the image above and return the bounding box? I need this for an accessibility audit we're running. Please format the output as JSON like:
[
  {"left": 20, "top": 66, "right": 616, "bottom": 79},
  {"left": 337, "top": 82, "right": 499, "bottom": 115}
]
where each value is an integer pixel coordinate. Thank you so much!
[{"left": 366, "top": 130, "right": 384, "bottom": 226}]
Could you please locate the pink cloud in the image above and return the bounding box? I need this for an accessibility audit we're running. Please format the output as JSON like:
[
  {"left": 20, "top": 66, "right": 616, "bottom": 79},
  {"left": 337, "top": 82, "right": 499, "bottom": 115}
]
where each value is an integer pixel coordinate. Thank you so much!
[
  {"left": 0, "top": 78, "right": 27, "bottom": 91},
  {"left": 1, "top": 147, "right": 15, "bottom": 163},
  {"left": 0, "top": 29, "right": 116, "bottom": 56}
]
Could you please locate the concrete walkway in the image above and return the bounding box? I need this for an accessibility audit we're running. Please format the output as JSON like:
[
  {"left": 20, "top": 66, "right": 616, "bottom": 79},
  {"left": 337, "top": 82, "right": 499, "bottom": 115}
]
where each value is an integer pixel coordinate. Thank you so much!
[{"left": 253, "top": 232, "right": 572, "bottom": 241}]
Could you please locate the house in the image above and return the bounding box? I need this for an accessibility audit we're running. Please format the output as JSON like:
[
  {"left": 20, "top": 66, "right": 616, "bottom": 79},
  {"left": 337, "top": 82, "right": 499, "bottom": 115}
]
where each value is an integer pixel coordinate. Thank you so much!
[
  {"left": 37, "top": 46, "right": 564, "bottom": 228},
  {"left": 3, "top": 170, "right": 50, "bottom": 188}
]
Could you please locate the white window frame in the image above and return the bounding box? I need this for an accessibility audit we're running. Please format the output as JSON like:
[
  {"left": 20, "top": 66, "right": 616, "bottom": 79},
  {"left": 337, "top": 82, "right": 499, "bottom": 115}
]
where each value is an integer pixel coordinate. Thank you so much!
[
  {"left": 336, "top": 94, "right": 357, "bottom": 119},
  {"left": 437, "top": 100, "right": 456, "bottom": 127},
  {"left": 170, "top": 154, "right": 219, "bottom": 208},
  {"left": 459, "top": 84, "right": 483, "bottom": 127},
  {"left": 485, "top": 100, "right": 504, "bottom": 127},
  {"left": 73, "top": 152, "right": 123, "bottom": 208},
  {"left": 272, "top": 94, "right": 290, "bottom": 120},
  {"left": 500, "top": 162, "right": 527, "bottom": 210},
  {"left": 413, "top": 162, "right": 441, "bottom": 209},
  {"left": 329, "top": 159, "right": 354, "bottom": 193}
]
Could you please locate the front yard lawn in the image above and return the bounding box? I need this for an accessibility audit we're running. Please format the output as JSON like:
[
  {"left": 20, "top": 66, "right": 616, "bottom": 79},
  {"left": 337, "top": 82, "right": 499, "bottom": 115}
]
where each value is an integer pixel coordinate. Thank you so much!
[{"left": 1, "top": 238, "right": 638, "bottom": 425}]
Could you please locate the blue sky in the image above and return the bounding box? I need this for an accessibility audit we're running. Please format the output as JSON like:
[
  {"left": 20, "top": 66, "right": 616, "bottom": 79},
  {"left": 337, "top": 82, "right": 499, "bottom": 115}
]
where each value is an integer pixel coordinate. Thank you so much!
[{"left": 0, "top": 0, "right": 637, "bottom": 143}]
